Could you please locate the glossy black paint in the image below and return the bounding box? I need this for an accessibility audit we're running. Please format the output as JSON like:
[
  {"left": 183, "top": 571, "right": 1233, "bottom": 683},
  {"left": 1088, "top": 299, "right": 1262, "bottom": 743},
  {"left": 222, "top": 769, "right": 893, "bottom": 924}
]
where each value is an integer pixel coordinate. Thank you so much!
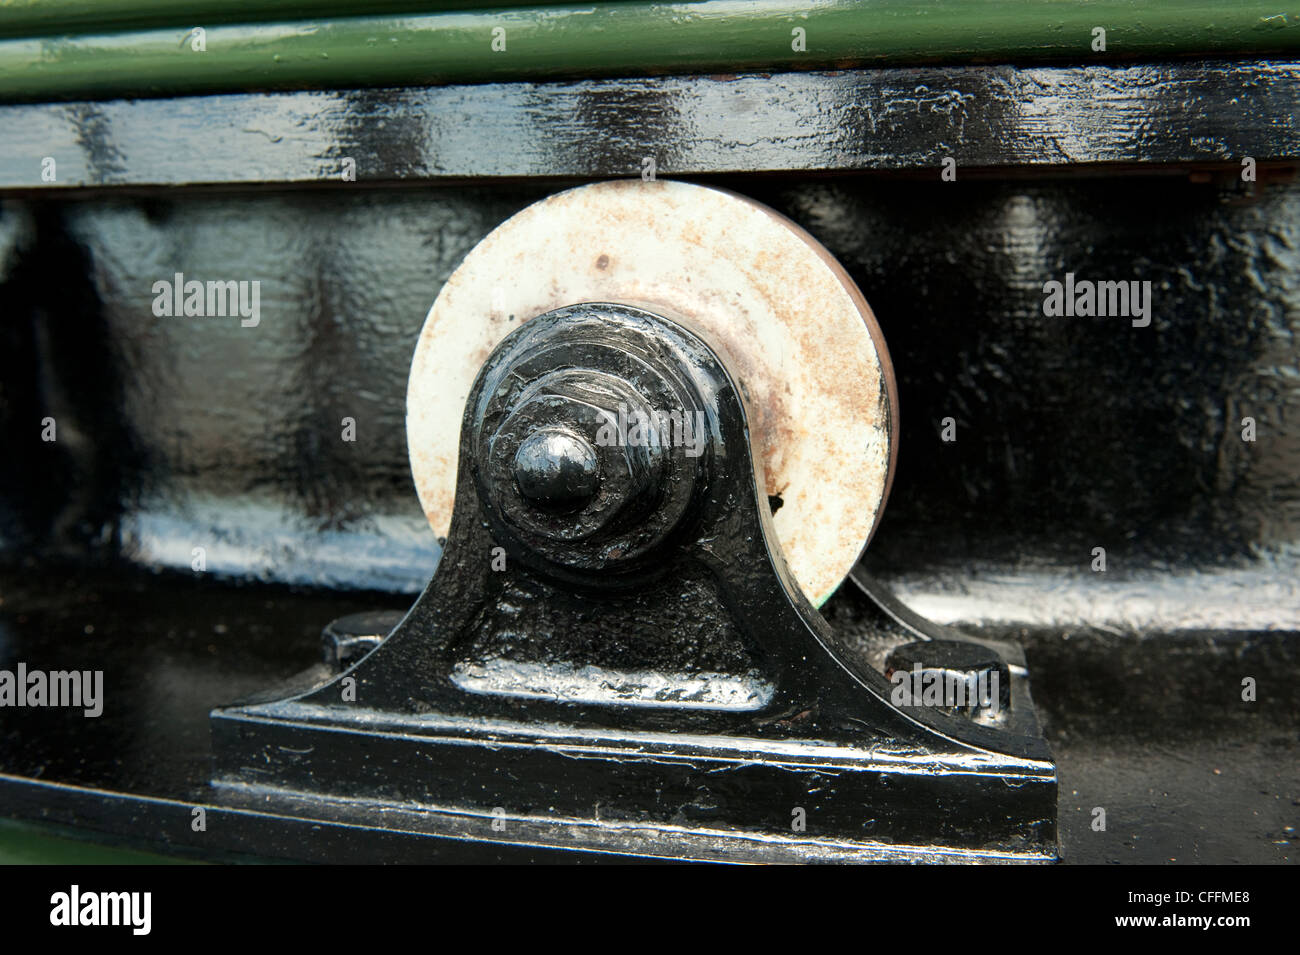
[
  {"left": 511, "top": 430, "right": 601, "bottom": 509},
  {"left": 0, "top": 65, "right": 1295, "bottom": 864},
  {"left": 320, "top": 609, "right": 402, "bottom": 668},
  {"left": 0, "top": 564, "right": 1290, "bottom": 862},
  {"left": 2, "top": 171, "right": 1296, "bottom": 635},
  {"left": 884, "top": 640, "right": 1011, "bottom": 718},
  {"left": 210, "top": 304, "right": 1055, "bottom": 860},
  {"left": 471, "top": 319, "right": 703, "bottom": 578},
  {"left": 3, "top": 62, "right": 1300, "bottom": 187}
]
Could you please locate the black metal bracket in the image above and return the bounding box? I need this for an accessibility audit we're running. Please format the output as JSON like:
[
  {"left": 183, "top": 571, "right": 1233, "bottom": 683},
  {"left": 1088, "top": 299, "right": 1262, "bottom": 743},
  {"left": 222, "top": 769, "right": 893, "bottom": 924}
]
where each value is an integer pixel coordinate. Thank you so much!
[{"left": 210, "top": 303, "right": 1057, "bottom": 862}]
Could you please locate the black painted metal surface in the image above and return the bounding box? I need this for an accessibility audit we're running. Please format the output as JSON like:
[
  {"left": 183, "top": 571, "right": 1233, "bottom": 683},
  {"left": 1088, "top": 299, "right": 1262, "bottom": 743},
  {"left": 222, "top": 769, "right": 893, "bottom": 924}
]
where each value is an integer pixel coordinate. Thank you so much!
[
  {"left": 0, "top": 64, "right": 1296, "bottom": 864},
  {"left": 0, "top": 564, "right": 1291, "bottom": 862},
  {"left": 207, "top": 303, "right": 1054, "bottom": 861},
  {"left": 1, "top": 62, "right": 1299, "bottom": 187},
  {"left": 1, "top": 172, "right": 1296, "bottom": 635}
]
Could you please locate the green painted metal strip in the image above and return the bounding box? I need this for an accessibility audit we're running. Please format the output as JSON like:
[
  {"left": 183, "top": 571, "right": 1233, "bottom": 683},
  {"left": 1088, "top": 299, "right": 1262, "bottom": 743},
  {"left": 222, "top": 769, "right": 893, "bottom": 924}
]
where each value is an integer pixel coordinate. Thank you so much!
[
  {"left": 0, "top": 0, "right": 603, "bottom": 39},
  {"left": 1, "top": 1, "right": 1299, "bottom": 103}
]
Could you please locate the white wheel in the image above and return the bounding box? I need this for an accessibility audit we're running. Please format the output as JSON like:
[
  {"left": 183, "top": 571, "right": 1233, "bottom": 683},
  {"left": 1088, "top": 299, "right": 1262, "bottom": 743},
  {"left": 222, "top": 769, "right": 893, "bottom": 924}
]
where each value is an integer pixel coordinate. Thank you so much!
[{"left": 407, "top": 179, "right": 897, "bottom": 606}]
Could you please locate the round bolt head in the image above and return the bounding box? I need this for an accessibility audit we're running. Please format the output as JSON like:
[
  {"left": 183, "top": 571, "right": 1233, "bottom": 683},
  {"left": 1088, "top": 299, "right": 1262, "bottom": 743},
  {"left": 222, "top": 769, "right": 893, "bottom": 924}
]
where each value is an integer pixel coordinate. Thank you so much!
[{"left": 512, "top": 429, "right": 600, "bottom": 509}]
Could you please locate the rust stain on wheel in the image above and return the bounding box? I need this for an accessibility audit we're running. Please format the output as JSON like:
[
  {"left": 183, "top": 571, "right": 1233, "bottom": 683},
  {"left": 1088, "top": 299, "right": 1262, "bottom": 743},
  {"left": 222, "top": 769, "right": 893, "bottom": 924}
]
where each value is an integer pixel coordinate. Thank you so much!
[{"left": 407, "top": 179, "right": 897, "bottom": 607}]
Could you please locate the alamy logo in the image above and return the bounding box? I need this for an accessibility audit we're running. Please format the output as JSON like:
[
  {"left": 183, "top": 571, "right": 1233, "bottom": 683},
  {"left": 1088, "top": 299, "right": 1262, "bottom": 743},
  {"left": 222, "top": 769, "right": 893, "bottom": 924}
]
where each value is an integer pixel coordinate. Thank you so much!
[
  {"left": 595, "top": 403, "right": 706, "bottom": 458},
  {"left": 1042, "top": 272, "right": 1152, "bottom": 327},
  {"left": 50, "top": 886, "right": 151, "bottom": 935},
  {"left": 0, "top": 663, "right": 103, "bottom": 717},
  {"left": 889, "top": 662, "right": 1001, "bottom": 717},
  {"left": 151, "top": 272, "right": 260, "bottom": 327}
]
